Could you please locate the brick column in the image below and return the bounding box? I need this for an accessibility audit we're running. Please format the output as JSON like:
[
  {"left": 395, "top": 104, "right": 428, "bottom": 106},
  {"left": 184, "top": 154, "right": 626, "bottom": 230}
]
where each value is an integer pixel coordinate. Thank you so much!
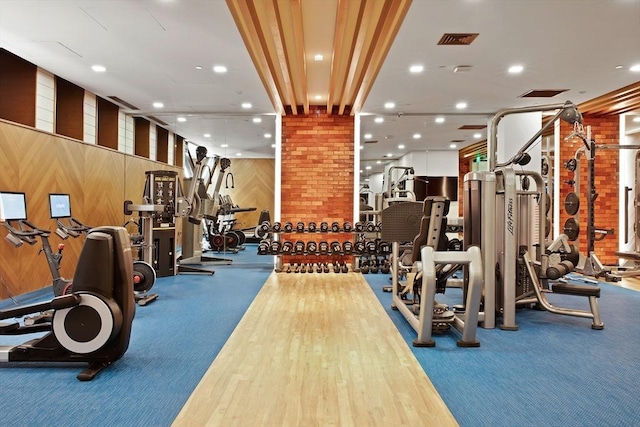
[
  {"left": 281, "top": 106, "right": 354, "bottom": 265},
  {"left": 559, "top": 115, "right": 619, "bottom": 265}
]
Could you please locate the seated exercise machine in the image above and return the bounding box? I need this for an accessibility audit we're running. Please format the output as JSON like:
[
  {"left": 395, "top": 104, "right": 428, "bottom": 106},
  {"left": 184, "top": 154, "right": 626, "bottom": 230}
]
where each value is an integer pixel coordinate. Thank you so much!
[
  {"left": 383, "top": 197, "right": 484, "bottom": 347},
  {"left": 50, "top": 193, "right": 158, "bottom": 306},
  {"left": 465, "top": 101, "right": 603, "bottom": 330},
  {"left": 0, "top": 191, "right": 135, "bottom": 380}
]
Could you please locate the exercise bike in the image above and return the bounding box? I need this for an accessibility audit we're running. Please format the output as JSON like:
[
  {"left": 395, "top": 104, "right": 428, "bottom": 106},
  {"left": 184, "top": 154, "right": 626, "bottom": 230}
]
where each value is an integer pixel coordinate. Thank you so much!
[{"left": 0, "top": 191, "right": 135, "bottom": 380}]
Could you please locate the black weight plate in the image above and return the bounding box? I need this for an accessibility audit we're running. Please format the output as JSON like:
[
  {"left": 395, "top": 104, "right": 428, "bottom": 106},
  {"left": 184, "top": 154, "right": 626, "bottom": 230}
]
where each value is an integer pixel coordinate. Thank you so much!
[
  {"left": 564, "top": 158, "right": 577, "bottom": 171},
  {"left": 563, "top": 217, "right": 580, "bottom": 241},
  {"left": 133, "top": 261, "right": 156, "bottom": 293},
  {"left": 564, "top": 192, "right": 580, "bottom": 216}
]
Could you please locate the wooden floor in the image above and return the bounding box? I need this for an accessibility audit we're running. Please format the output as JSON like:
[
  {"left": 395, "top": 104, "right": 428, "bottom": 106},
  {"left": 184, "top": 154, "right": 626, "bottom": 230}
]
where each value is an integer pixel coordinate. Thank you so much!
[{"left": 172, "top": 272, "right": 458, "bottom": 427}]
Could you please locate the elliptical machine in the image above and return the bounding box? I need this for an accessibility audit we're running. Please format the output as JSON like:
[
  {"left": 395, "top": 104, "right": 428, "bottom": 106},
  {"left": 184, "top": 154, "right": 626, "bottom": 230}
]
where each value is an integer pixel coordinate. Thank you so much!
[
  {"left": 0, "top": 191, "right": 136, "bottom": 380},
  {"left": 49, "top": 193, "right": 157, "bottom": 306}
]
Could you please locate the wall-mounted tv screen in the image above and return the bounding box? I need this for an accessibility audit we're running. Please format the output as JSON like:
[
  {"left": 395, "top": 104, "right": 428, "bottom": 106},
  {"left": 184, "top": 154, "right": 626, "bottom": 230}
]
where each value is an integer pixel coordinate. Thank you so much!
[
  {"left": 49, "top": 193, "right": 71, "bottom": 219},
  {"left": 414, "top": 176, "right": 458, "bottom": 202},
  {"left": 0, "top": 191, "right": 27, "bottom": 221}
]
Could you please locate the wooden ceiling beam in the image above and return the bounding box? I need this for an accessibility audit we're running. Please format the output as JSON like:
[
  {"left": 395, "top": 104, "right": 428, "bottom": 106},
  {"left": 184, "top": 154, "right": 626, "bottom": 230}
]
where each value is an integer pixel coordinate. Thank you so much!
[
  {"left": 289, "top": 0, "right": 309, "bottom": 114},
  {"left": 226, "top": 0, "right": 285, "bottom": 115},
  {"left": 265, "top": 0, "right": 298, "bottom": 114},
  {"left": 327, "top": 0, "right": 352, "bottom": 114}
]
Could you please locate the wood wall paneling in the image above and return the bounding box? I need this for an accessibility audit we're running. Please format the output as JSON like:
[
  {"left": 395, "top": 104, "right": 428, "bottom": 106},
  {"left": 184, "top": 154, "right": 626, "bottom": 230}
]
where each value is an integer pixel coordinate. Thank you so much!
[
  {"left": 134, "top": 117, "right": 150, "bottom": 158},
  {"left": 156, "top": 126, "right": 169, "bottom": 163},
  {"left": 174, "top": 135, "right": 184, "bottom": 167},
  {"left": 223, "top": 158, "right": 275, "bottom": 230},
  {"left": 97, "top": 96, "right": 119, "bottom": 150},
  {"left": 0, "top": 49, "right": 37, "bottom": 127},
  {"left": 0, "top": 120, "right": 180, "bottom": 299},
  {"left": 55, "top": 77, "right": 84, "bottom": 140}
]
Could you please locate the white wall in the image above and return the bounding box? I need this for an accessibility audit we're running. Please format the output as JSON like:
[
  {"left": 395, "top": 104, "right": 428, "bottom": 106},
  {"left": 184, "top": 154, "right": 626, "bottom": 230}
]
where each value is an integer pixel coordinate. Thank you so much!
[
  {"left": 83, "top": 92, "right": 96, "bottom": 144},
  {"left": 35, "top": 68, "right": 54, "bottom": 133},
  {"left": 497, "top": 111, "right": 542, "bottom": 172},
  {"left": 619, "top": 115, "right": 640, "bottom": 255}
]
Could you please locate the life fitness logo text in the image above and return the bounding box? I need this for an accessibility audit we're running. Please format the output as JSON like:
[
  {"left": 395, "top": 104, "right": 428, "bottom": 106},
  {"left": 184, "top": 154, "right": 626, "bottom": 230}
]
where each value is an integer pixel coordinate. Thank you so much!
[{"left": 506, "top": 197, "right": 514, "bottom": 236}]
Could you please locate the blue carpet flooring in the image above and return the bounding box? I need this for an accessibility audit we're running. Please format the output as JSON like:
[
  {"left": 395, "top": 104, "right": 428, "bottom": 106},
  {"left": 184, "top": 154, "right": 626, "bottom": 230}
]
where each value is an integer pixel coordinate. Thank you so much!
[
  {"left": 0, "top": 245, "right": 273, "bottom": 427},
  {"left": 364, "top": 273, "right": 640, "bottom": 427},
  {"left": 1, "top": 245, "right": 638, "bottom": 427}
]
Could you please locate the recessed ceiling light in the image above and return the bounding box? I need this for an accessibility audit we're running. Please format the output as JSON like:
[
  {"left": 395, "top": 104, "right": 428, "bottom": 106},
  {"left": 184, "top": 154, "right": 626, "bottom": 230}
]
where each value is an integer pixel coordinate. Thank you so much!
[
  {"left": 409, "top": 64, "right": 424, "bottom": 73},
  {"left": 314, "top": 95, "right": 322, "bottom": 100},
  {"left": 314, "top": 54, "right": 324, "bottom": 61},
  {"left": 365, "top": 178, "right": 370, "bottom": 182},
  {"left": 177, "top": 117, "right": 187, "bottom": 122},
  {"left": 615, "top": 65, "right": 623, "bottom": 69},
  {"left": 242, "top": 102, "right": 252, "bottom": 109},
  {"left": 384, "top": 102, "right": 395, "bottom": 109},
  {"left": 435, "top": 116, "right": 445, "bottom": 124},
  {"left": 456, "top": 102, "right": 467, "bottom": 109},
  {"left": 153, "top": 102, "right": 164, "bottom": 108},
  {"left": 398, "top": 144, "right": 405, "bottom": 149},
  {"left": 253, "top": 117, "right": 262, "bottom": 123},
  {"left": 413, "top": 133, "right": 421, "bottom": 139},
  {"left": 364, "top": 133, "right": 372, "bottom": 139},
  {"left": 264, "top": 133, "right": 272, "bottom": 138},
  {"left": 508, "top": 65, "right": 524, "bottom": 74},
  {"left": 204, "top": 133, "right": 211, "bottom": 138},
  {"left": 386, "top": 153, "right": 393, "bottom": 157},
  {"left": 365, "top": 165, "right": 372, "bottom": 170},
  {"left": 633, "top": 117, "right": 640, "bottom": 123},
  {"left": 359, "top": 169, "right": 363, "bottom": 174},
  {"left": 375, "top": 117, "right": 384, "bottom": 123},
  {"left": 360, "top": 145, "right": 364, "bottom": 150},
  {"left": 450, "top": 143, "right": 457, "bottom": 149},
  {"left": 376, "top": 160, "right": 382, "bottom": 164},
  {"left": 271, "top": 144, "right": 276, "bottom": 148},
  {"left": 630, "top": 64, "right": 640, "bottom": 72},
  {"left": 213, "top": 65, "right": 227, "bottom": 73},
  {"left": 91, "top": 65, "right": 106, "bottom": 72},
  {"left": 221, "top": 144, "right": 228, "bottom": 148},
  {"left": 474, "top": 133, "right": 482, "bottom": 138},
  {"left": 236, "top": 153, "right": 242, "bottom": 156}
]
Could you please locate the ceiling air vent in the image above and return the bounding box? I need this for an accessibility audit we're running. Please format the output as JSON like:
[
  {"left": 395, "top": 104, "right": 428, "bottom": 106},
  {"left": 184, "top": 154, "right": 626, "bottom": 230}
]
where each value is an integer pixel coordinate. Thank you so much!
[
  {"left": 519, "top": 89, "right": 568, "bottom": 98},
  {"left": 459, "top": 125, "right": 487, "bottom": 130},
  {"left": 108, "top": 96, "right": 139, "bottom": 110},
  {"left": 147, "top": 116, "right": 169, "bottom": 126},
  {"left": 364, "top": 140, "right": 378, "bottom": 144},
  {"left": 451, "top": 139, "right": 465, "bottom": 143},
  {"left": 438, "top": 33, "right": 479, "bottom": 46}
]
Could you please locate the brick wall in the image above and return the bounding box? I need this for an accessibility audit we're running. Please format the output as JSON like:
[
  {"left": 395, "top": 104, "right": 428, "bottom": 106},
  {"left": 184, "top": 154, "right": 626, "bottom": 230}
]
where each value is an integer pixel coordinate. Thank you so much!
[
  {"left": 559, "top": 115, "right": 619, "bottom": 265},
  {"left": 281, "top": 106, "right": 354, "bottom": 264}
]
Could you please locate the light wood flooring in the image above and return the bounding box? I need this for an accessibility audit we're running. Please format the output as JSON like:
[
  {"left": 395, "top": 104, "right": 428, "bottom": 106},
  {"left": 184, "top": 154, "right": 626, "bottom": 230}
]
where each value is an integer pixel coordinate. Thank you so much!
[{"left": 172, "top": 272, "right": 458, "bottom": 427}]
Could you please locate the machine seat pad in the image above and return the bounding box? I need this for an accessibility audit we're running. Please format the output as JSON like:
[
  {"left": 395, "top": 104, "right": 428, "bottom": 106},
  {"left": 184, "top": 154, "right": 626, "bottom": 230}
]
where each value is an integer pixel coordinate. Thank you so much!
[
  {"left": 615, "top": 251, "right": 640, "bottom": 261},
  {"left": 0, "top": 321, "right": 20, "bottom": 332},
  {"left": 552, "top": 283, "right": 600, "bottom": 298}
]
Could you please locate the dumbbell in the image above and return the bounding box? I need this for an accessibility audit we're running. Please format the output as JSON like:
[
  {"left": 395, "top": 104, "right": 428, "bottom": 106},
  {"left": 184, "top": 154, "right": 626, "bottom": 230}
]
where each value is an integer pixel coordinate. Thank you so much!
[
  {"left": 294, "top": 240, "right": 305, "bottom": 255},
  {"left": 380, "top": 258, "right": 391, "bottom": 274},
  {"left": 341, "top": 262, "right": 349, "bottom": 273},
  {"left": 306, "top": 241, "right": 318, "bottom": 254},
  {"left": 342, "top": 241, "right": 353, "bottom": 254},
  {"left": 318, "top": 241, "right": 329, "bottom": 254},
  {"left": 370, "top": 256, "right": 379, "bottom": 274},
  {"left": 366, "top": 239, "right": 378, "bottom": 254},
  {"left": 281, "top": 241, "right": 293, "bottom": 255},
  {"left": 360, "top": 258, "right": 370, "bottom": 274},
  {"left": 366, "top": 222, "right": 376, "bottom": 233},
  {"left": 307, "top": 222, "right": 317, "bottom": 233},
  {"left": 354, "top": 241, "right": 366, "bottom": 255},
  {"left": 320, "top": 222, "right": 329, "bottom": 233},
  {"left": 343, "top": 222, "right": 352, "bottom": 232},
  {"left": 331, "top": 222, "right": 340, "bottom": 232},
  {"left": 378, "top": 241, "right": 391, "bottom": 255},
  {"left": 354, "top": 222, "right": 364, "bottom": 233},
  {"left": 321, "top": 262, "right": 330, "bottom": 273},
  {"left": 270, "top": 241, "right": 281, "bottom": 255},
  {"left": 284, "top": 222, "right": 294, "bottom": 233},
  {"left": 330, "top": 241, "right": 342, "bottom": 254},
  {"left": 296, "top": 222, "right": 305, "bottom": 233},
  {"left": 272, "top": 222, "right": 281, "bottom": 232},
  {"left": 375, "top": 222, "right": 382, "bottom": 232},
  {"left": 256, "top": 222, "right": 271, "bottom": 239},
  {"left": 258, "top": 239, "right": 270, "bottom": 255}
]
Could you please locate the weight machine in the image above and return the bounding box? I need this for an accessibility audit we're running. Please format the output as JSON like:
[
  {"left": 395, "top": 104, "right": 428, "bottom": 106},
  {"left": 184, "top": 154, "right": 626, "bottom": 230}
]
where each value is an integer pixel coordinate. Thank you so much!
[{"left": 465, "top": 101, "right": 603, "bottom": 330}]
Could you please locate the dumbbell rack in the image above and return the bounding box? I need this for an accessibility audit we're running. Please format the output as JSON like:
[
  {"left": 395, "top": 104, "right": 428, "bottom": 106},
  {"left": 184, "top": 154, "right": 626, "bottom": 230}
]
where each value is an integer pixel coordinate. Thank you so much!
[{"left": 256, "top": 221, "right": 391, "bottom": 274}]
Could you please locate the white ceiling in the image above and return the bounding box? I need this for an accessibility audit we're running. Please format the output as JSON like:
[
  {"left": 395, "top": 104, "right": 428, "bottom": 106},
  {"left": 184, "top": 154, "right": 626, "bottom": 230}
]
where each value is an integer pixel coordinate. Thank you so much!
[{"left": 1, "top": 0, "right": 639, "bottom": 174}]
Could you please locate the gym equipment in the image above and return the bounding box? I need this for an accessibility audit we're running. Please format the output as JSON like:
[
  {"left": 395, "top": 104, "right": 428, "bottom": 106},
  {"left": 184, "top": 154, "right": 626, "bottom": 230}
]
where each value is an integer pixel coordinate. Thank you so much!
[
  {"left": 294, "top": 240, "right": 305, "bottom": 255},
  {"left": 470, "top": 101, "right": 603, "bottom": 329},
  {"left": 51, "top": 193, "right": 157, "bottom": 306},
  {"left": 383, "top": 196, "right": 484, "bottom": 347},
  {"left": 331, "top": 222, "right": 340, "bottom": 232},
  {"left": 318, "top": 241, "right": 329, "bottom": 254},
  {"left": 281, "top": 241, "right": 293, "bottom": 255},
  {"left": 307, "top": 222, "right": 316, "bottom": 233},
  {"left": 306, "top": 241, "right": 317, "bottom": 254},
  {"left": 564, "top": 192, "right": 580, "bottom": 216},
  {"left": 269, "top": 240, "right": 281, "bottom": 255},
  {"left": 256, "top": 221, "right": 271, "bottom": 239},
  {"left": 354, "top": 222, "right": 364, "bottom": 232},
  {"left": 296, "top": 222, "right": 305, "bottom": 233},
  {"left": 383, "top": 166, "right": 416, "bottom": 208},
  {"left": 272, "top": 222, "right": 281, "bottom": 233},
  {"left": 0, "top": 196, "right": 135, "bottom": 381},
  {"left": 342, "top": 241, "right": 353, "bottom": 254},
  {"left": 320, "top": 222, "right": 329, "bottom": 233},
  {"left": 258, "top": 239, "right": 270, "bottom": 255},
  {"left": 284, "top": 222, "right": 293, "bottom": 233},
  {"left": 563, "top": 218, "right": 580, "bottom": 241},
  {"left": 343, "top": 222, "right": 352, "bottom": 232},
  {"left": 330, "top": 241, "right": 342, "bottom": 254}
]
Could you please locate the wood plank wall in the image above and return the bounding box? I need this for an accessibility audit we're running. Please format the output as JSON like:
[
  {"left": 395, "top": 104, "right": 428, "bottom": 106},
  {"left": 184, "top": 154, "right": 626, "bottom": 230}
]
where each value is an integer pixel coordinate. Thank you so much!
[
  {"left": 221, "top": 158, "right": 275, "bottom": 230},
  {"left": 0, "top": 120, "right": 180, "bottom": 299}
]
